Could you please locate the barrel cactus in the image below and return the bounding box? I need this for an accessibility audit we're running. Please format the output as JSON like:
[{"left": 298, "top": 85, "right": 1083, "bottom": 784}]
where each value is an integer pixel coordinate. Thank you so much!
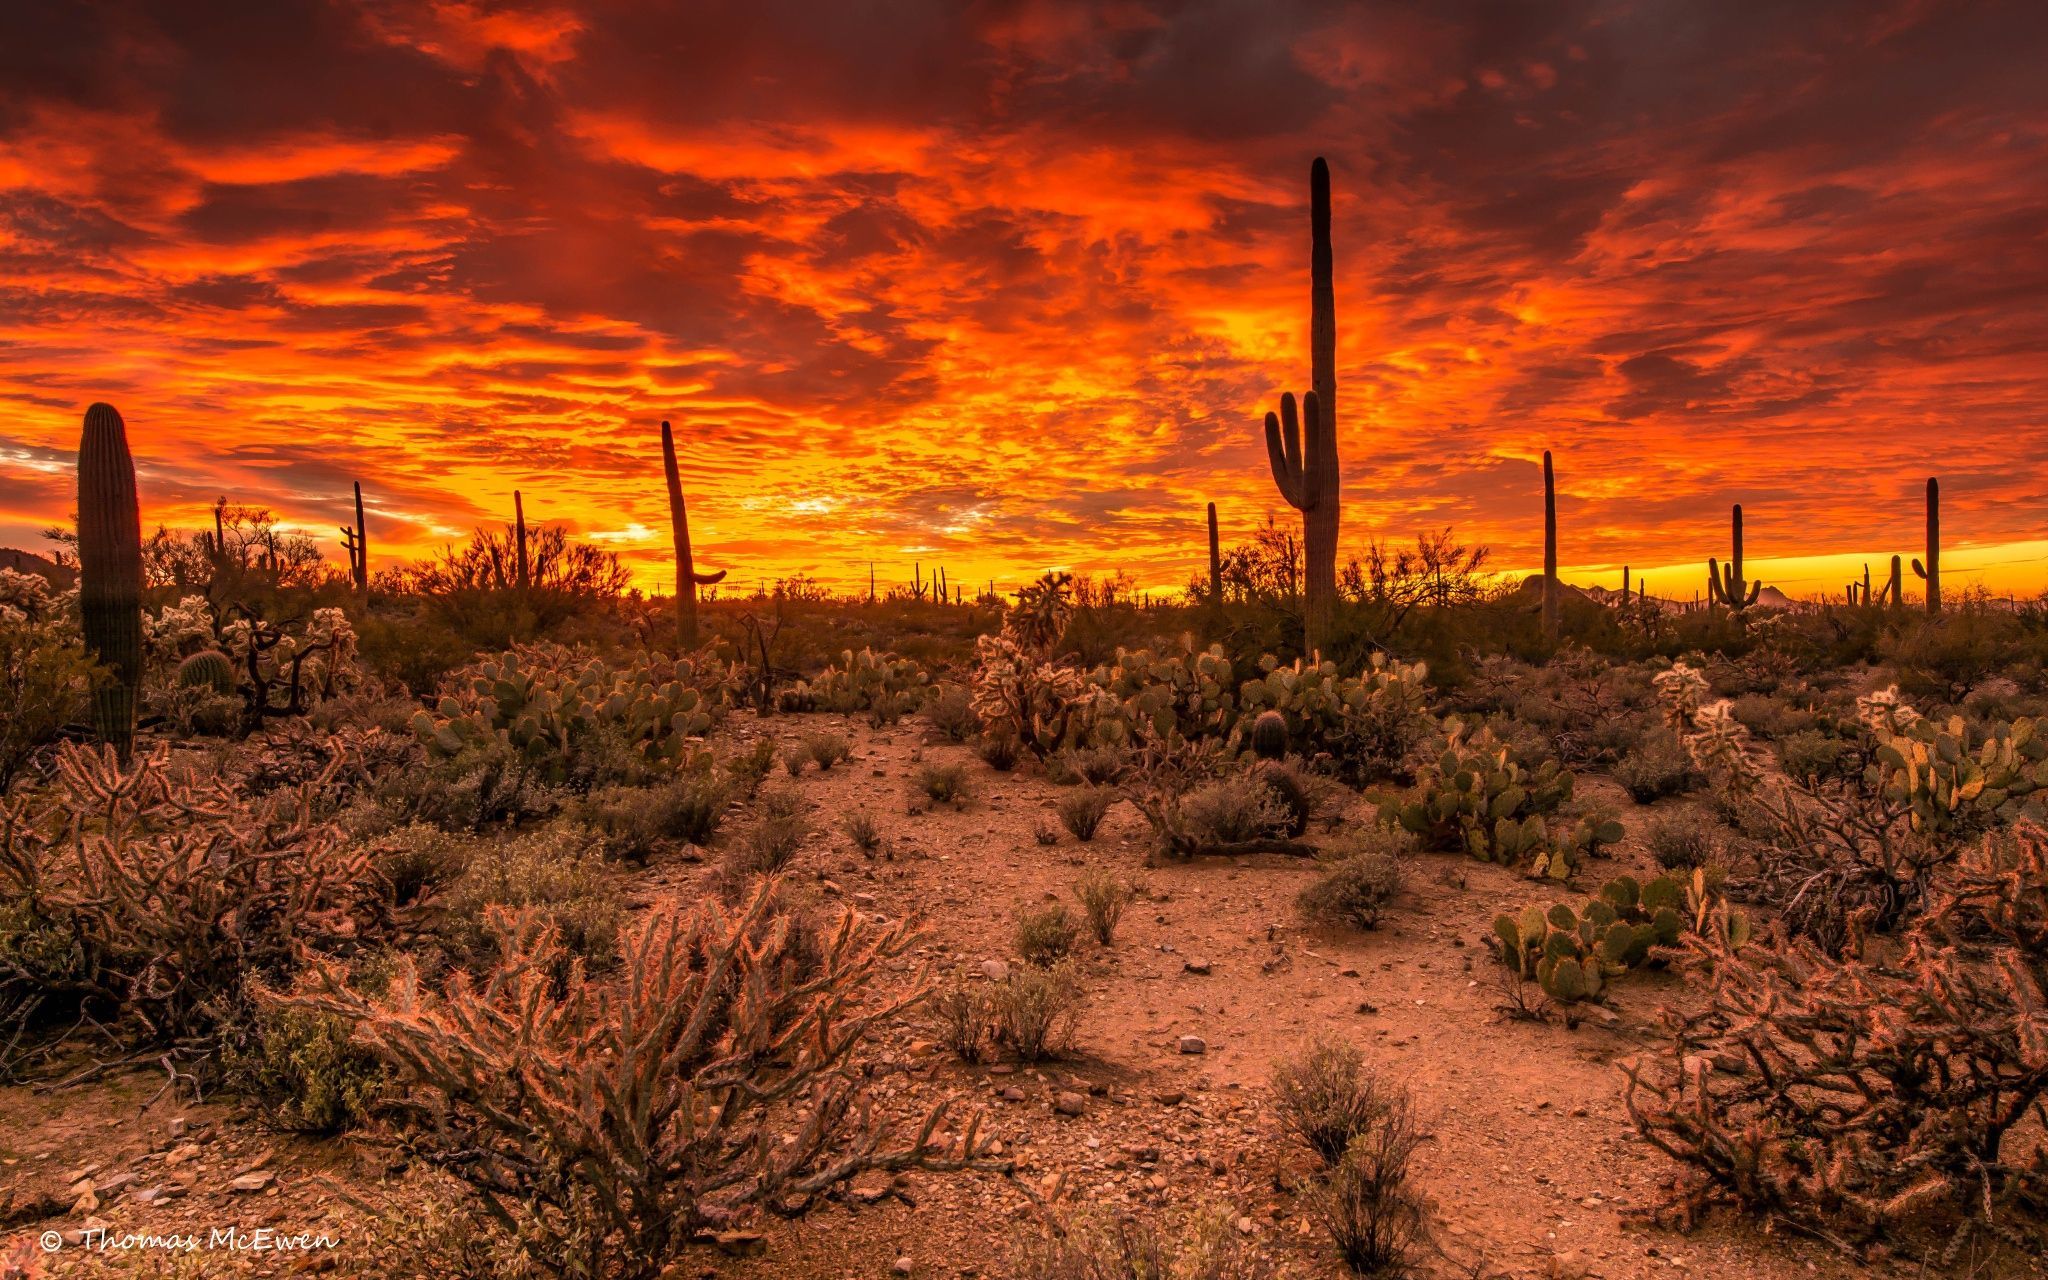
[
  {"left": 176, "top": 649, "right": 237, "bottom": 694},
  {"left": 77, "top": 402, "right": 144, "bottom": 755},
  {"left": 1249, "top": 709, "right": 1288, "bottom": 760}
]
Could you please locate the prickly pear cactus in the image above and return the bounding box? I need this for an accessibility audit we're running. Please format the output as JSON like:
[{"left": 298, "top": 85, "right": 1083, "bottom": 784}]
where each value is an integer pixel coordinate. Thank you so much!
[
  {"left": 1492, "top": 872, "right": 1745, "bottom": 1004},
  {"left": 1857, "top": 685, "right": 2047, "bottom": 833},
  {"left": 411, "top": 643, "right": 713, "bottom": 781},
  {"left": 779, "top": 648, "right": 930, "bottom": 724},
  {"left": 1235, "top": 652, "right": 1433, "bottom": 773},
  {"left": 1382, "top": 720, "right": 1577, "bottom": 876}
]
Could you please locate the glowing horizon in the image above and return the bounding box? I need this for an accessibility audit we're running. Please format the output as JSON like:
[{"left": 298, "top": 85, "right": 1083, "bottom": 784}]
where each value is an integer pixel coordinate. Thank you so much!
[{"left": 4, "top": 2, "right": 2046, "bottom": 601}]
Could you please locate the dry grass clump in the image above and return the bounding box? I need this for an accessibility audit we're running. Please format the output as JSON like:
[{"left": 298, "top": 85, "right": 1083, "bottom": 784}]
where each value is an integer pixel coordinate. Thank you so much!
[
  {"left": 977, "top": 730, "right": 1021, "bottom": 771},
  {"left": 1298, "top": 836, "right": 1405, "bottom": 931},
  {"left": 574, "top": 770, "right": 729, "bottom": 862},
  {"left": 913, "top": 760, "right": 973, "bottom": 808},
  {"left": 1015, "top": 902, "right": 1082, "bottom": 967},
  {"left": 923, "top": 683, "right": 981, "bottom": 742},
  {"left": 1071, "top": 869, "right": 1135, "bottom": 945},
  {"left": 1178, "top": 772, "right": 1293, "bottom": 845},
  {"left": 1612, "top": 727, "right": 1695, "bottom": 803},
  {"left": 441, "top": 823, "right": 623, "bottom": 969},
  {"left": 991, "top": 959, "right": 1084, "bottom": 1062},
  {"left": 840, "top": 809, "right": 884, "bottom": 855},
  {"left": 1644, "top": 815, "right": 1717, "bottom": 871},
  {"left": 1057, "top": 786, "right": 1115, "bottom": 841},
  {"left": 1275, "top": 1037, "right": 1431, "bottom": 1276},
  {"left": 1006, "top": 1208, "right": 1276, "bottom": 1280}
]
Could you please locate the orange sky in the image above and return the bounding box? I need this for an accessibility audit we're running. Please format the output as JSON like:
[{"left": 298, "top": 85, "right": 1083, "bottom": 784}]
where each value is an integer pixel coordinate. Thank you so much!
[{"left": 3, "top": 0, "right": 2046, "bottom": 600}]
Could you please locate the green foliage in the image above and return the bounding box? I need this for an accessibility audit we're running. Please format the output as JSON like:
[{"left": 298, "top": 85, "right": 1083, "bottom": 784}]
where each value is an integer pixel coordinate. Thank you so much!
[
  {"left": 1611, "top": 726, "right": 1696, "bottom": 803},
  {"left": 1492, "top": 871, "right": 1747, "bottom": 1004},
  {"left": 0, "top": 606, "right": 99, "bottom": 793},
  {"left": 574, "top": 769, "right": 729, "bottom": 863},
  {"left": 779, "top": 647, "right": 931, "bottom": 724},
  {"left": 1858, "top": 688, "right": 2048, "bottom": 835},
  {"left": 440, "top": 824, "right": 623, "bottom": 970},
  {"left": 229, "top": 985, "right": 391, "bottom": 1134},
  {"left": 1383, "top": 721, "right": 1580, "bottom": 879},
  {"left": 411, "top": 644, "right": 713, "bottom": 787}
]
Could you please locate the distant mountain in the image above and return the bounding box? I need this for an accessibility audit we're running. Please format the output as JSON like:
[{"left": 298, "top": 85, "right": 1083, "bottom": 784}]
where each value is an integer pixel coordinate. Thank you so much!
[{"left": 0, "top": 547, "right": 75, "bottom": 587}]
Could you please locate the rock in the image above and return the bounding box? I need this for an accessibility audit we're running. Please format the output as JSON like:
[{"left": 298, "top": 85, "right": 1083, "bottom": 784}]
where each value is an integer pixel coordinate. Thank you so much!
[
  {"left": 981, "top": 959, "right": 1011, "bottom": 984},
  {"left": 1053, "top": 1092, "right": 1087, "bottom": 1116},
  {"left": 1152, "top": 1091, "right": 1186, "bottom": 1107},
  {"left": 713, "top": 1231, "right": 766, "bottom": 1257},
  {"left": 229, "top": 1171, "right": 275, "bottom": 1194},
  {"left": 892, "top": 1257, "right": 915, "bottom": 1276},
  {"left": 847, "top": 1172, "right": 894, "bottom": 1204},
  {"left": 1177, "top": 1035, "right": 1207, "bottom": 1055},
  {"left": 1182, "top": 958, "right": 1212, "bottom": 975},
  {"left": 167, "top": 1118, "right": 189, "bottom": 1138},
  {"left": 999, "top": 1086, "right": 1027, "bottom": 1102},
  {"left": 163, "top": 1144, "right": 202, "bottom": 1169}
]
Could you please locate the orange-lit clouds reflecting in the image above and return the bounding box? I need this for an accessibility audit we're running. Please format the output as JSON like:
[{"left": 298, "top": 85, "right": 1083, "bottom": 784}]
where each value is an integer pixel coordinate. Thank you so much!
[{"left": 3, "top": 0, "right": 2046, "bottom": 599}]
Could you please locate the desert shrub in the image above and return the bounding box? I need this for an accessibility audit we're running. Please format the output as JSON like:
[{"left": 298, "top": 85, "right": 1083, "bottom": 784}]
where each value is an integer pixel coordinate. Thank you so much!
[
  {"left": 803, "top": 731, "right": 852, "bottom": 770},
  {"left": 1298, "top": 837, "right": 1405, "bottom": 931},
  {"left": 753, "top": 778, "right": 808, "bottom": 821},
  {"left": 1731, "top": 692, "right": 1815, "bottom": 740},
  {"left": 1015, "top": 902, "right": 1082, "bottom": 967},
  {"left": 365, "top": 822, "right": 472, "bottom": 907},
  {"left": 1625, "top": 824, "right": 2048, "bottom": 1245},
  {"left": 1645, "top": 816, "right": 1718, "bottom": 871},
  {"left": 1071, "top": 869, "right": 1135, "bottom": 945},
  {"left": 1006, "top": 1208, "right": 1275, "bottom": 1280},
  {"left": 722, "top": 737, "right": 779, "bottom": 796},
  {"left": 1034, "top": 820, "right": 1061, "bottom": 846},
  {"left": 0, "top": 741, "right": 376, "bottom": 1047},
  {"left": 977, "top": 730, "right": 1021, "bottom": 771},
  {"left": 1052, "top": 743, "right": 1128, "bottom": 786},
  {"left": 781, "top": 743, "right": 807, "bottom": 776},
  {"left": 913, "top": 760, "right": 973, "bottom": 808},
  {"left": 991, "top": 959, "right": 1084, "bottom": 1062},
  {"left": 1057, "top": 787, "right": 1115, "bottom": 841},
  {"left": 1272, "top": 1036, "right": 1390, "bottom": 1166},
  {"left": 1178, "top": 772, "right": 1293, "bottom": 846},
  {"left": 228, "top": 980, "right": 392, "bottom": 1134},
  {"left": 1882, "top": 604, "right": 2026, "bottom": 704},
  {"left": 718, "top": 812, "right": 811, "bottom": 897},
  {"left": 150, "top": 683, "right": 243, "bottom": 738},
  {"left": 931, "top": 975, "right": 998, "bottom": 1065},
  {"left": 0, "top": 590, "right": 98, "bottom": 793},
  {"left": 1304, "top": 1122, "right": 1431, "bottom": 1277},
  {"left": 284, "top": 884, "right": 1003, "bottom": 1280},
  {"left": 1611, "top": 726, "right": 1695, "bottom": 803},
  {"left": 441, "top": 824, "right": 622, "bottom": 969},
  {"left": 840, "top": 810, "right": 884, "bottom": 855},
  {"left": 372, "top": 733, "right": 562, "bottom": 833},
  {"left": 574, "top": 771, "right": 729, "bottom": 863},
  {"left": 923, "top": 683, "right": 980, "bottom": 742},
  {"left": 1775, "top": 728, "right": 1848, "bottom": 784}
]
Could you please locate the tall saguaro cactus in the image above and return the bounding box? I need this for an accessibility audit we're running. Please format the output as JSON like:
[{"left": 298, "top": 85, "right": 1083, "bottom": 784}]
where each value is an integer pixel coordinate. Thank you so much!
[
  {"left": 1707, "top": 504, "right": 1763, "bottom": 610},
  {"left": 660, "top": 419, "right": 727, "bottom": 648},
  {"left": 1260, "top": 156, "right": 1340, "bottom": 656},
  {"left": 1886, "top": 554, "right": 1903, "bottom": 607},
  {"left": 77, "top": 402, "right": 143, "bottom": 756},
  {"left": 513, "top": 490, "right": 530, "bottom": 591},
  {"left": 1541, "top": 451, "right": 1559, "bottom": 639},
  {"left": 340, "top": 481, "right": 370, "bottom": 596},
  {"left": 1206, "top": 502, "right": 1222, "bottom": 607},
  {"left": 1912, "top": 477, "right": 1940, "bottom": 613}
]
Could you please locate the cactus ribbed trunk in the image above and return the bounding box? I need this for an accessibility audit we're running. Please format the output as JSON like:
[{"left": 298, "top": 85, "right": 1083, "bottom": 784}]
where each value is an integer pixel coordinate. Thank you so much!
[
  {"left": 353, "top": 481, "right": 369, "bottom": 596},
  {"left": 1260, "top": 157, "right": 1340, "bottom": 658},
  {"left": 78, "top": 402, "right": 143, "bottom": 757},
  {"left": 1920, "top": 477, "right": 1940, "bottom": 614},
  {"left": 1207, "top": 501, "right": 1222, "bottom": 607},
  {"left": 1541, "top": 451, "right": 1558, "bottom": 639},
  {"left": 1888, "top": 555, "right": 1903, "bottom": 607},
  {"left": 1622, "top": 565, "right": 1630, "bottom": 601},
  {"left": 661, "top": 419, "right": 725, "bottom": 649},
  {"left": 513, "top": 490, "right": 530, "bottom": 592}
]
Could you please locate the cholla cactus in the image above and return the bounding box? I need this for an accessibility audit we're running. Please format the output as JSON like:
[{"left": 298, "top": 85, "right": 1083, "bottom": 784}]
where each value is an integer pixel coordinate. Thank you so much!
[
  {"left": 970, "top": 574, "right": 1101, "bottom": 756},
  {"left": 1624, "top": 823, "right": 2048, "bottom": 1241},
  {"left": 1651, "top": 661, "right": 1709, "bottom": 729},
  {"left": 0, "top": 738, "right": 373, "bottom": 1043},
  {"left": 0, "top": 567, "right": 56, "bottom": 623},
  {"left": 1004, "top": 571, "right": 1075, "bottom": 655},
  {"left": 144, "top": 594, "right": 218, "bottom": 664},
  {"left": 283, "top": 879, "right": 1009, "bottom": 1280}
]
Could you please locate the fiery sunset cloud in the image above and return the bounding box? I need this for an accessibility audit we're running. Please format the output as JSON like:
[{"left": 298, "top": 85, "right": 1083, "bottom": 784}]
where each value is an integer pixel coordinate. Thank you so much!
[{"left": 3, "top": 0, "right": 2046, "bottom": 599}]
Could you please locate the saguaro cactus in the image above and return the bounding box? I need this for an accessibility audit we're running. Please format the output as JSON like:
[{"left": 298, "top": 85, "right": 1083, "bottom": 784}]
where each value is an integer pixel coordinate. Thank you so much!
[
  {"left": 339, "top": 481, "right": 370, "bottom": 596},
  {"left": 1260, "top": 156, "right": 1340, "bottom": 656},
  {"left": 513, "top": 490, "right": 530, "bottom": 591},
  {"left": 660, "top": 419, "right": 727, "bottom": 648},
  {"left": 1207, "top": 501, "right": 1222, "bottom": 606},
  {"left": 1886, "top": 554, "right": 1903, "bottom": 607},
  {"left": 1707, "top": 504, "right": 1762, "bottom": 610},
  {"left": 78, "top": 402, "right": 143, "bottom": 756},
  {"left": 1541, "top": 451, "right": 1559, "bottom": 639},
  {"left": 1911, "top": 477, "right": 1940, "bottom": 613}
]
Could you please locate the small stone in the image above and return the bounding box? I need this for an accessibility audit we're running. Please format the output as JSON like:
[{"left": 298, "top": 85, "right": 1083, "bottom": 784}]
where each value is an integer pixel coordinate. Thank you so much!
[
  {"left": 164, "top": 1144, "right": 202, "bottom": 1169},
  {"left": 1000, "top": 1086, "right": 1026, "bottom": 1102},
  {"left": 229, "top": 1171, "right": 274, "bottom": 1194},
  {"left": 981, "top": 959, "right": 1011, "bottom": 984},
  {"left": 1182, "top": 958, "right": 1211, "bottom": 975},
  {"left": 892, "top": 1256, "right": 915, "bottom": 1276},
  {"left": 1053, "top": 1091, "right": 1087, "bottom": 1116},
  {"left": 1177, "top": 1035, "right": 1206, "bottom": 1055},
  {"left": 1152, "top": 1091, "right": 1186, "bottom": 1107},
  {"left": 714, "top": 1231, "right": 766, "bottom": 1257}
]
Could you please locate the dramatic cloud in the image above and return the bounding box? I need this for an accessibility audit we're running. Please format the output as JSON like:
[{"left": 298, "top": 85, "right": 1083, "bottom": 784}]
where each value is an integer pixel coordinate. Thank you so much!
[{"left": 2, "top": 0, "right": 2045, "bottom": 597}]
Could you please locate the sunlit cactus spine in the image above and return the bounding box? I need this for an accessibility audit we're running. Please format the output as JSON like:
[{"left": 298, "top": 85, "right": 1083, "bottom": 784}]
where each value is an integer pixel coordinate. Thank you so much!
[
  {"left": 176, "top": 649, "right": 236, "bottom": 694},
  {"left": 660, "top": 419, "right": 727, "bottom": 648},
  {"left": 1260, "top": 157, "right": 1340, "bottom": 657},
  {"left": 78, "top": 402, "right": 143, "bottom": 755},
  {"left": 1706, "top": 504, "right": 1762, "bottom": 610},
  {"left": 1911, "top": 477, "right": 1939, "bottom": 613},
  {"left": 1541, "top": 451, "right": 1558, "bottom": 638}
]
